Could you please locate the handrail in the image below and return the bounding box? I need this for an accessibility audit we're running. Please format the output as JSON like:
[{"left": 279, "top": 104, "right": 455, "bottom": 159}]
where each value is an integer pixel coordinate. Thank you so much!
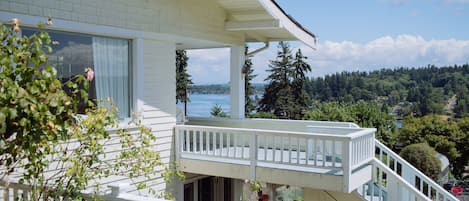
[
  {"left": 177, "top": 125, "right": 369, "bottom": 140},
  {"left": 371, "top": 159, "right": 431, "bottom": 201},
  {"left": 175, "top": 124, "right": 376, "bottom": 193},
  {"left": 375, "top": 140, "right": 458, "bottom": 201}
]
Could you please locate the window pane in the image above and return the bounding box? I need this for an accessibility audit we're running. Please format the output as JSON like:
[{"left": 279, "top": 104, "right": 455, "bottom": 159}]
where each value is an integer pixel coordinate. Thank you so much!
[{"left": 22, "top": 28, "right": 131, "bottom": 118}]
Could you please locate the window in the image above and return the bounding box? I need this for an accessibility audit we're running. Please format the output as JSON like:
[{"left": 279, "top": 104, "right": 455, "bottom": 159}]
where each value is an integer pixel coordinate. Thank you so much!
[{"left": 22, "top": 28, "right": 132, "bottom": 119}]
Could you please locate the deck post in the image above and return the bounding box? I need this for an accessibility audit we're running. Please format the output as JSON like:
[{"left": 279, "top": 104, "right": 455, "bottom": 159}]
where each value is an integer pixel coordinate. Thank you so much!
[
  {"left": 342, "top": 139, "right": 352, "bottom": 193},
  {"left": 230, "top": 45, "right": 245, "bottom": 119},
  {"left": 250, "top": 133, "right": 257, "bottom": 181}
]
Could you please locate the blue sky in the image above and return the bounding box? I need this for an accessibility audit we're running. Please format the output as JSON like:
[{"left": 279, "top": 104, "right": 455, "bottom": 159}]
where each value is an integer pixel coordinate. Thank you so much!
[{"left": 188, "top": 0, "right": 469, "bottom": 84}]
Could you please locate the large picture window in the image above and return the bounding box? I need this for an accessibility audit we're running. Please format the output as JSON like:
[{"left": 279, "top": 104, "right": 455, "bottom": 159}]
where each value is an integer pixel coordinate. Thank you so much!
[{"left": 22, "top": 28, "right": 132, "bottom": 119}]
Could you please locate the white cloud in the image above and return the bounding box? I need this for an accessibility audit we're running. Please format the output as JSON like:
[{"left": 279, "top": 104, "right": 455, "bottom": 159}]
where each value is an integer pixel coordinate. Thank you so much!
[
  {"left": 187, "top": 35, "right": 469, "bottom": 84},
  {"left": 300, "top": 35, "right": 469, "bottom": 77}
]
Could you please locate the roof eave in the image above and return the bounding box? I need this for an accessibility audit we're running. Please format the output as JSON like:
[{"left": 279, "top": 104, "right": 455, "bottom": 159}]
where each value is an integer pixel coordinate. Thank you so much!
[{"left": 257, "top": 0, "right": 317, "bottom": 49}]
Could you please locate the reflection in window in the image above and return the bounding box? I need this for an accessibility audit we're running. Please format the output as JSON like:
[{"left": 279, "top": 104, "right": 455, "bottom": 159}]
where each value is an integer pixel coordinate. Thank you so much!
[{"left": 22, "top": 29, "right": 131, "bottom": 119}]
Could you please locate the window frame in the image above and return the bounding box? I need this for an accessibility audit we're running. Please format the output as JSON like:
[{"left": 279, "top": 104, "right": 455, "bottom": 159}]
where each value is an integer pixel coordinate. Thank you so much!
[{"left": 20, "top": 26, "right": 135, "bottom": 121}]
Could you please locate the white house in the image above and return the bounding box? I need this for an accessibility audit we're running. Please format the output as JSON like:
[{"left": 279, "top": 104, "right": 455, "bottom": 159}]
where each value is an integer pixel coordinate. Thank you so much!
[{"left": 0, "top": 0, "right": 459, "bottom": 201}]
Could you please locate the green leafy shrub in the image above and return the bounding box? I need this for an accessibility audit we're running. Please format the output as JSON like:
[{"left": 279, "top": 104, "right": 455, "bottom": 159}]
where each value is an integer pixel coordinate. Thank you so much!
[
  {"left": 0, "top": 20, "right": 182, "bottom": 200},
  {"left": 399, "top": 143, "right": 442, "bottom": 181}
]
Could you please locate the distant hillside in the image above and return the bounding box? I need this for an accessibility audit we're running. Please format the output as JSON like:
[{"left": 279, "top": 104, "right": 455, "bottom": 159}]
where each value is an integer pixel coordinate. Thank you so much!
[
  {"left": 305, "top": 64, "right": 469, "bottom": 118},
  {"left": 190, "top": 83, "right": 265, "bottom": 95}
]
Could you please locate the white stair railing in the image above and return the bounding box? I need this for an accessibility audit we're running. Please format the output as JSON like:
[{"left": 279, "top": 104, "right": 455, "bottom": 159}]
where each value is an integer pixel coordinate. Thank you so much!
[
  {"left": 365, "top": 140, "right": 458, "bottom": 201},
  {"left": 358, "top": 159, "right": 431, "bottom": 201}
]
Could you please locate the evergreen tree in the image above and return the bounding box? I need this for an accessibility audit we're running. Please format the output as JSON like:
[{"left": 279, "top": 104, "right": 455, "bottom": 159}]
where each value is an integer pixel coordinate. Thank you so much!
[
  {"left": 290, "top": 49, "right": 312, "bottom": 119},
  {"left": 176, "top": 50, "right": 193, "bottom": 115},
  {"left": 258, "top": 42, "right": 311, "bottom": 119},
  {"left": 243, "top": 46, "right": 257, "bottom": 116},
  {"left": 258, "top": 42, "right": 294, "bottom": 118},
  {"left": 211, "top": 104, "right": 228, "bottom": 118}
]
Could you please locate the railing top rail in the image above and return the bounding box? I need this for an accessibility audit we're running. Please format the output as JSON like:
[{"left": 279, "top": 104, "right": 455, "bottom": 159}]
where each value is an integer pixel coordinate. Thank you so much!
[
  {"left": 187, "top": 116, "right": 361, "bottom": 128},
  {"left": 373, "top": 159, "right": 431, "bottom": 201},
  {"left": 375, "top": 139, "right": 458, "bottom": 200},
  {"left": 176, "top": 125, "right": 372, "bottom": 140}
]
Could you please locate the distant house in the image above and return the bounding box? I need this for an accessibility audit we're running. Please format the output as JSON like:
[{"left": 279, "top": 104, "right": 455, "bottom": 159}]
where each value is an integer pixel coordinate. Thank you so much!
[{"left": 0, "top": 1, "right": 460, "bottom": 201}]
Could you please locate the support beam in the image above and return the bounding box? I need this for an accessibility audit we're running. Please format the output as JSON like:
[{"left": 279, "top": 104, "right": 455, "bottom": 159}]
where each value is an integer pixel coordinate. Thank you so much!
[
  {"left": 225, "top": 19, "right": 280, "bottom": 31},
  {"left": 230, "top": 45, "right": 245, "bottom": 119}
]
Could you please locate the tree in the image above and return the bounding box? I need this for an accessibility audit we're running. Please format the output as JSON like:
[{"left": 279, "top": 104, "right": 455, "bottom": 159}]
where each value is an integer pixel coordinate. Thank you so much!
[
  {"left": 0, "top": 21, "right": 181, "bottom": 200},
  {"left": 397, "top": 115, "right": 466, "bottom": 177},
  {"left": 176, "top": 49, "right": 193, "bottom": 116},
  {"left": 210, "top": 104, "right": 228, "bottom": 118},
  {"left": 290, "top": 49, "right": 312, "bottom": 119},
  {"left": 258, "top": 42, "right": 311, "bottom": 119},
  {"left": 400, "top": 143, "right": 441, "bottom": 181},
  {"left": 243, "top": 46, "right": 257, "bottom": 116},
  {"left": 304, "top": 101, "right": 396, "bottom": 147}
]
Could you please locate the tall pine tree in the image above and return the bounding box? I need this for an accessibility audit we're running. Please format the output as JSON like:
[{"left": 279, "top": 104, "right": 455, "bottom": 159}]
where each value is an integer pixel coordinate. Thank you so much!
[
  {"left": 244, "top": 46, "right": 257, "bottom": 116},
  {"left": 291, "top": 49, "right": 312, "bottom": 119},
  {"left": 176, "top": 50, "right": 193, "bottom": 115},
  {"left": 258, "top": 42, "right": 311, "bottom": 119}
]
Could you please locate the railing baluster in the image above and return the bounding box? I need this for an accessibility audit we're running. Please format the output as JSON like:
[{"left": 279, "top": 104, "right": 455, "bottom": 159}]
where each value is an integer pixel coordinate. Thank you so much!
[
  {"left": 288, "top": 137, "right": 292, "bottom": 164},
  {"left": 322, "top": 139, "right": 326, "bottom": 167},
  {"left": 296, "top": 138, "right": 300, "bottom": 164},
  {"left": 184, "top": 130, "right": 189, "bottom": 152},
  {"left": 204, "top": 131, "right": 210, "bottom": 155},
  {"left": 332, "top": 140, "right": 336, "bottom": 167},
  {"left": 192, "top": 130, "right": 196, "bottom": 153},
  {"left": 272, "top": 136, "right": 277, "bottom": 162},
  {"left": 264, "top": 135, "right": 268, "bottom": 161},
  {"left": 241, "top": 134, "right": 245, "bottom": 159},
  {"left": 314, "top": 139, "right": 318, "bottom": 166},
  {"left": 220, "top": 132, "right": 224, "bottom": 157},
  {"left": 378, "top": 168, "right": 383, "bottom": 200},
  {"left": 227, "top": 132, "right": 231, "bottom": 157},
  {"left": 212, "top": 132, "right": 217, "bottom": 156},
  {"left": 306, "top": 139, "right": 311, "bottom": 165},
  {"left": 199, "top": 130, "right": 203, "bottom": 154},
  {"left": 233, "top": 133, "right": 238, "bottom": 158}
]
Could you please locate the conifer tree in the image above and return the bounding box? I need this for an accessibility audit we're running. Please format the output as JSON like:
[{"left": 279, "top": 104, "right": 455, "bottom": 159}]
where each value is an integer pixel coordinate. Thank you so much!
[
  {"left": 291, "top": 49, "right": 312, "bottom": 119},
  {"left": 259, "top": 42, "right": 312, "bottom": 119},
  {"left": 176, "top": 50, "right": 193, "bottom": 115},
  {"left": 244, "top": 46, "right": 257, "bottom": 116}
]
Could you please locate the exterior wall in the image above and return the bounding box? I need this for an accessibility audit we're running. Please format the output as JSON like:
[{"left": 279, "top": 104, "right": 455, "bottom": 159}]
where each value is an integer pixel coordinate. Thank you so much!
[
  {"left": 0, "top": 0, "right": 245, "bottom": 197},
  {"left": 0, "top": 0, "right": 244, "bottom": 45},
  {"left": 140, "top": 38, "right": 177, "bottom": 194}
]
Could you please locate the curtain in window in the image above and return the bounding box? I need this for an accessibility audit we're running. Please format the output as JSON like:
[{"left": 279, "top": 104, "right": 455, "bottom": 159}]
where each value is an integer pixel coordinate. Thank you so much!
[{"left": 92, "top": 37, "right": 129, "bottom": 119}]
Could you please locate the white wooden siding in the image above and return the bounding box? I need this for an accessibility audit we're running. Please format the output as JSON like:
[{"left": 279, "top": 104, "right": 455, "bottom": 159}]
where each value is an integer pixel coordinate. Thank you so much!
[{"left": 0, "top": 0, "right": 244, "bottom": 45}]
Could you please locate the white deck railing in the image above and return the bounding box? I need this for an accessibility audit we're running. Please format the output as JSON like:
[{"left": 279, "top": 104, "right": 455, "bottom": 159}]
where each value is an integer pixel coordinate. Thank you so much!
[
  {"left": 358, "top": 159, "right": 431, "bottom": 201},
  {"left": 373, "top": 140, "right": 458, "bottom": 201},
  {"left": 175, "top": 123, "right": 375, "bottom": 192},
  {"left": 0, "top": 180, "right": 169, "bottom": 201}
]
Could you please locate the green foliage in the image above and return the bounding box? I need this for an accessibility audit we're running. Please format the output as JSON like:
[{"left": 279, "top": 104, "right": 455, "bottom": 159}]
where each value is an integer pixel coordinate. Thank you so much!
[
  {"left": 397, "top": 115, "right": 467, "bottom": 177},
  {"left": 244, "top": 47, "right": 257, "bottom": 116},
  {"left": 304, "top": 101, "right": 396, "bottom": 147},
  {"left": 0, "top": 22, "right": 182, "bottom": 200},
  {"left": 210, "top": 104, "right": 228, "bottom": 118},
  {"left": 176, "top": 50, "right": 192, "bottom": 115},
  {"left": 305, "top": 64, "right": 469, "bottom": 117},
  {"left": 258, "top": 42, "right": 311, "bottom": 119},
  {"left": 399, "top": 143, "right": 441, "bottom": 181},
  {"left": 249, "top": 112, "right": 278, "bottom": 119}
]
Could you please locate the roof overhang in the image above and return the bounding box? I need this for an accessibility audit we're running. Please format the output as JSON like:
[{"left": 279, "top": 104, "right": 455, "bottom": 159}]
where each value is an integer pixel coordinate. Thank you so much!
[{"left": 217, "top": 0, "right": 316, "bottom": 49}]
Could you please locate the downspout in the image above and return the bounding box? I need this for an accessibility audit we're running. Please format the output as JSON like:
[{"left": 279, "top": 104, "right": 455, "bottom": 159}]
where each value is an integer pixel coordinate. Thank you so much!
[{"left": 246, "top": 42, "right": 269, "bottom": 56}]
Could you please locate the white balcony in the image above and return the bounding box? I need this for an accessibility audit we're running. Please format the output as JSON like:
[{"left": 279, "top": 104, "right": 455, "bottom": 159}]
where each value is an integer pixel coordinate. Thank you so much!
[{"left": 175, "top": 117, "right": 376, "bottom": 193}]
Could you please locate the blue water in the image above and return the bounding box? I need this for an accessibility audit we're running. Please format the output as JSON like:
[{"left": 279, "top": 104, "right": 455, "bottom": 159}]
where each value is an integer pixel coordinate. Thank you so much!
[{"left": 178, "top": 94, "right": 231, "bottom": 117}]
